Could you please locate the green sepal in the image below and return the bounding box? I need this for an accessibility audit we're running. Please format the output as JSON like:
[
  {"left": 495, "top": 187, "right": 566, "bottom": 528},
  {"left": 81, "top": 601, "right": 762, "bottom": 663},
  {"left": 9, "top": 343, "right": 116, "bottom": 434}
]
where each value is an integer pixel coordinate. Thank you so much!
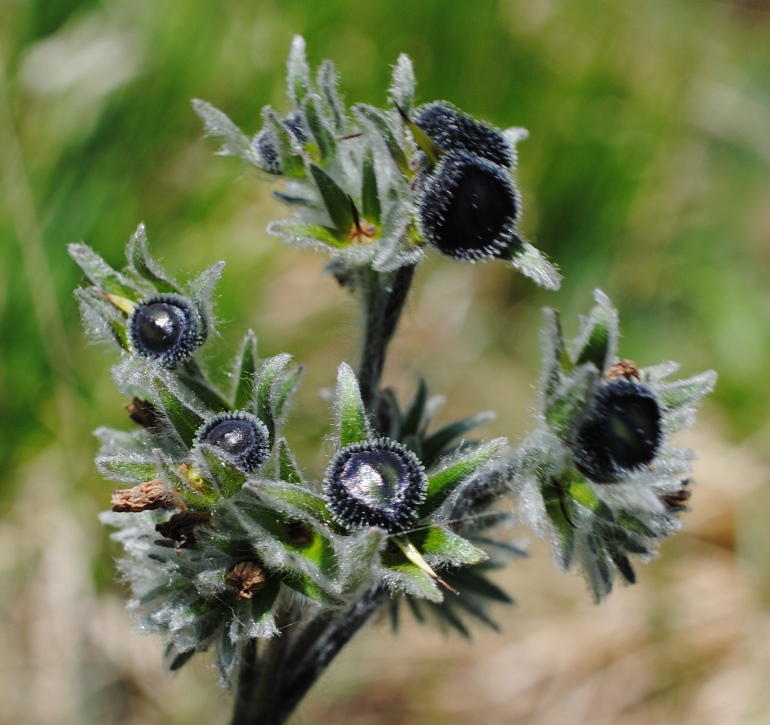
[
  {"left": 542, "top": 480, "right": 577, "bottom": 569},
  {"left": 215, "top": 624, "right": 240, "bottom": 686},
  {"left": 233, "top": 330, "right": 258, "bottom": 411},
  {"left": 281, "top": 571, "right": 339, "bottom": 604},
  {"left": 361, "top": 149, "right": 381, "bottom": 225},
  {"left": 388, "top": 53, "right": 415, "bottom": 115},
  {"left": 573, "top": 290, "right": 617, "bottom": 370},
  {"left": 126, "top": 223, "right": 181, "bottom": 295},
  {"left": 154, "top": 449, "right": 217, "bottom": 507},
  {"left": 399, "top": 110, "right": 442, "bottom": 166},
  {"left": 657, "top": 370, "right": 717, "bottom": 410},
  {"left": 544, "top": 366, "right": 596, "bottom": 437},
  {"left": 256, "top": 481, "right": 328, "bottom": 522},
  {"left": 247, "top": 574, "right": 281, "bottom": 628},
  {"left": 384, "top": 562, "right": 441, "bottom": 602},
  {"left": 69, "top": 243, "right": 141, "bottom": 300},
  {"left": 303, "top": 95, "right": 336, "bottom": 165},
  {"left": 335, "top": 362, "right": 370, "bottom": 447},
  {"left": 400, "top": 377, "right": 428, "bottom": 438},
  {"left": 152, "top": 375, "right": 206, "bottom": 448},
  {"left": 254, "top": 353, "right": 296, "bottom": 443},
  {"left": 309, "top": 164, "right": 353, "bottom": 234},
  {"left": 75, "top": 288, "right": 130, "bottom": 350},
  {"left": 198, "top": 445, "right": 247, "bottom": 498},
  {"left": 262, "top": 107, "right": 306, "bottom": 178},
  {"left": 421, "top": 411, "right": 494, "bottom": 466},
  {"left": 354, "top": 104, "right": 409, "bottom": 175},
  {"left": 286, "top": 35, "right": 311, "bottom": 107},
  {"left": 412, "top": 526, "right": 487, "bottom": 567},
  {"left": 421, "top": 438, "right": 507, "bottom": 515},
  {"left": 275, "top": 439, "right": 303, "bottom": 484},
  {"left": 96, "top": 456, "right": 158, "bottom": 483},
  {"left": 176, "top": 360, "right": 232, "bottom": 414},
  {"left": 542, "top": 308, "right": 569, "bottom": 395},
  {"left": 192, "top": 99, "right": 257, "bottom": 164},
  {"left": 339, "top": 527, "right": 387, "bottom": 596},
  {"left": 268, "top": 219, "right": 349, "bottom": 248},
  {"left": 316, "top": 59, "right": 346, "bottom": 133}
]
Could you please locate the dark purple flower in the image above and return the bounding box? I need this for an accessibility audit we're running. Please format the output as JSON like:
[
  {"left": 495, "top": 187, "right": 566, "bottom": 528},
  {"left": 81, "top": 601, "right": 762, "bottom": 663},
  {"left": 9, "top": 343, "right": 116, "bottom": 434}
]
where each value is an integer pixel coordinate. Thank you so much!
[{"left": 197, "top": 412, "right": 270, "bottom": 473}]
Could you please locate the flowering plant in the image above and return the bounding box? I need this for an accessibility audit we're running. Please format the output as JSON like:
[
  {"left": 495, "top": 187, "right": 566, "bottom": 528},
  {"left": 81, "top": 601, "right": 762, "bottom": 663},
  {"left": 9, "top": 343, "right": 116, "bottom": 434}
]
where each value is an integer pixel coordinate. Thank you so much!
[{"left": 71, "top": 37, "right": 715, "bottom": 725}]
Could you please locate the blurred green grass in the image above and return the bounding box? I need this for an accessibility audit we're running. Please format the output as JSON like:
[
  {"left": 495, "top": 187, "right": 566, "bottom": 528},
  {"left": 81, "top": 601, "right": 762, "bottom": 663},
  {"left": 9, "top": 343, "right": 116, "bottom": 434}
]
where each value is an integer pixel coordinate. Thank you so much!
[{"left": 1, "top": 0, "right": 770, "bottom": 723}]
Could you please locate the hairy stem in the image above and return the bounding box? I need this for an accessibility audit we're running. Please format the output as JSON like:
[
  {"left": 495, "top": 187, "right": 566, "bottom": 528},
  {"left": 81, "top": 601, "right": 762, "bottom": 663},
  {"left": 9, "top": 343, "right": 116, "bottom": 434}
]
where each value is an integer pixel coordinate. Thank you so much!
[{"left": 357, "top": 265, "right": 415, "bottom": 412}]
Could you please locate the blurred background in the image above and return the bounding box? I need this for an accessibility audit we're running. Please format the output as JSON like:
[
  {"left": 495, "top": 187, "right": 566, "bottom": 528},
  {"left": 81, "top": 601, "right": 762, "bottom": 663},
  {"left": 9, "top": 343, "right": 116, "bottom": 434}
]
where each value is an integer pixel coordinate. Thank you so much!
[{"left": 1, "top": 0, "right": 770, "bottom": 722}]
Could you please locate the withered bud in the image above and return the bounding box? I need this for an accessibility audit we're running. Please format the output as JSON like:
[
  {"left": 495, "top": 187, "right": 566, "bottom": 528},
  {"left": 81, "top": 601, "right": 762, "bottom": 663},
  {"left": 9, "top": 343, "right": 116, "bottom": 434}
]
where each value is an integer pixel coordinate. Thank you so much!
[
  {"left": 659, "top": 479, "right": 692, "bottom": 512},
  {"left": 606, "top": 359, "right": 641, "bottom": 381},
  {"left": 155, "top": 511, "right": 211, "bottom": 552},
  {"left": 225, "top": 561, "right": 269, "bottom": 600},
  {"left": 111, "top": 480, "right": 179, "bottom": 513}
]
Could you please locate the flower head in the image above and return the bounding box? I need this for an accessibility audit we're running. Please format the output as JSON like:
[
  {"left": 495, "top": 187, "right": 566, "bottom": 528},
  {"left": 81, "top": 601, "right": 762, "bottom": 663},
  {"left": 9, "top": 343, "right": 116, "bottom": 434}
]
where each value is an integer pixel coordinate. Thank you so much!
[
  {"left": 324, "top": 438, "right": 427, "bottom": 533},
  {"left": 196, "top": 412, "right": 270, "bottom": 474},
  {"left": 128, "top": 294, "right": 207, "bottom": 368},
  {"left": 417, "top": 151, "right": 520, "bottom": 261}
]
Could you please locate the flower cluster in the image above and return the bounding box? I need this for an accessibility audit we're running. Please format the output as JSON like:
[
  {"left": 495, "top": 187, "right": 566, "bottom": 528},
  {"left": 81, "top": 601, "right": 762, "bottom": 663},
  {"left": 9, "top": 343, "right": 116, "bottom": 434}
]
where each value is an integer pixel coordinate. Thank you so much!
[
  {"left": 193, "top": 36, "right": 559, "bottom": 289},
  {"left": 511, "top": 290, "right": 716, "bottom": 601}
]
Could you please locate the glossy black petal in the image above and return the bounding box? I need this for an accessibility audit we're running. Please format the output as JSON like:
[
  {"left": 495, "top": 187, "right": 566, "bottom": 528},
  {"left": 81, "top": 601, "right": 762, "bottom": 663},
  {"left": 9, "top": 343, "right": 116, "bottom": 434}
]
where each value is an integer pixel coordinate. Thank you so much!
[
  {"left": 418, "top": 151, "right": 519, "bottom": 261},
  {"left": 414, "top": 102, "right": 513, "bottom": 168},
  {"left": 324, "top": 439, "right": 427, "bottom": 533},
  {"left": 196, "top": 412, "right": 270, "bottom": 473},
  {"left": 575, "top": 380, "right": 662, "bottom": 483},
  {"left": 128, "top": 294, "right": 206, "bottom": 368}
]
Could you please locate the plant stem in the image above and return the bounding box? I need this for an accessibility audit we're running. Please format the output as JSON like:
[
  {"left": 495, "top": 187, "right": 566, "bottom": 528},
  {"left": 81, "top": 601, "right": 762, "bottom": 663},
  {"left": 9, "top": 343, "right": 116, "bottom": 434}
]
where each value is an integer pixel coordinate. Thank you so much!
[{"left": 357, "top": 264, "right": 415, "bottom": 412}]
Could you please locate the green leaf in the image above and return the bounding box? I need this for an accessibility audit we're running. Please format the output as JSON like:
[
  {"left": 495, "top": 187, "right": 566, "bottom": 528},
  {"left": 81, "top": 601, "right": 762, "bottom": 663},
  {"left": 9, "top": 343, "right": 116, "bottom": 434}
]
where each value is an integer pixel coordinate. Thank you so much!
[
  {"left": 658, "top": 370, "right": 717, "bottom": 410},
  {"left": 233, "top": 330, "right": 258, "bottom": 411},
  {"left": 400, "top": 377, "right": 428, "bottom": 438},
  {"left": 125, "top": 223, "right": 180, "bottom": 294},
  {"left": 199, "top": 446, "right": 247, "bottom": 498},
  {"left": 258, "top": 481, "right": 328, "bottom": 521},
  {"left": 281, "top": 571, "right": 338, "bottom": 604},
  {"left": 354, "top": 104, "right": 409, "bottom": 175},
  {"left": 275, "top": 439, "right": 303, "bottom": 485},
  {"left": 422, "top": 438, "right": 506, "bottom": 514},
  {"left": 309, "top": 164, "right": 353, "bottom": 233},
  {"left": 450, "top": 568, "right": 514, "bottom": 604},
  {"left": 415, "top": 526, "right": 487, "bottom": 567},
  {"left": 422, "top": 411, "right": 494, "bottom": 465},
  {"left": 574, "top": 290, "right": 617, "bottom": 369},
  {"left": 286, "top": 35, "right": 311, "bottom": 107},
  {"left": 267, "top": 219, "right": 348, "bottom": 248},
  {"left": 273, "top": 364, "right": 303, "bottom": 422},
  {"left": 386, "top": 563, "right": 441, "bottom": 602},
  {"left": 69, "top": 243, "right": 141, "bottom": 300},
  {"left": 192, "top": 99, "right": 256, "bottom": 163},
  {"left": 304, "top": 95, "right": 336, "bottom": 165},
  {"left": 361, "top": 148, "right": 381, "bottom": 224},
  {"left": 388, "top": 53, "right": 415, "bottom": 114},
  {"left": 542, "top": 481, "right": 577, "bottom": 569},
  {"left": 316, "top": 59, "right": 346, "bottom": 133},
  {"left": 96, "top": 456, "right": 157, "bottom": 483},
  {"left": 254, "top": 353, "right": 293, "bottom": 443},
  {"left": 75, "top": 288, "right": 130, "bottom": 350},
  {"left": 153, "top": 375, "right": 206, "bottom": 448},
  {"left": 335, "top": 362, "right": 370, "bottom": 447},
  {"left": 340, "top": 528, "right": 387, "bottom": 595}
]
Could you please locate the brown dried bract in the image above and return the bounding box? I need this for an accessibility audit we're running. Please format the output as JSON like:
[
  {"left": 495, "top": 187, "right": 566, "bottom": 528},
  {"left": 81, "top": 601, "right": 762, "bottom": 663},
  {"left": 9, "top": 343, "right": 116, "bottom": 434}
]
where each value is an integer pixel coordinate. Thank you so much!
[
  {"left": 225, "top": 561, "right": 268, "bottom": 600},
  {"left": 155, "top": 511, "right": 211, "bottom": 553},
  {"left": 125, "top": 398, "right": 162, "bottom": 429},
  {"left": 606, "top": 359, "right": 640, "bottom": 381},
  {"left": 660, "top": 480, "right": 693, "bottom": 511},
  {"left": 111, "top": 480, "right": 178, "bottom": 513}
]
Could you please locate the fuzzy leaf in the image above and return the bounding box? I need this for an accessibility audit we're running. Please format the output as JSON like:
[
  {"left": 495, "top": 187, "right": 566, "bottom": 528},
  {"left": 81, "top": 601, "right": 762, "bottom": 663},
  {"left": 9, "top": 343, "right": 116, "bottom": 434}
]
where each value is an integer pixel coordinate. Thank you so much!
[
  {"left": 340, "top": 527, "right": 387, "bottom": 595},
  {"left": 658, "top": 370, "right": 717, "bottom": 410},
  {"left": 286, "top": 35, "right": 311, "bottom": 106},
  {"left": 400, "top": 377, "right": 428, "bottom": 438},
  {"left": 361, "top": 148, "right": 381, "bottom": 224},
  {"left": 309, "top": 164, "right": 354, "bottom": 233},
  {"left": 316, "top": 59, "right": 346, "bottom": 133},
  {"left": 354, "top": 104, "right": 409, "bottom": 175},
  {"left": 75, "top": 288, "right": 130, "bottom": 350},
  {"left": 388, "top": 54, "right": 415, "bottom": 114},
  {"left": 126, "top": 223, "right": 180, "bottom": 294},
  {"left": 416, "top": 526, "right": 487, "bottom": 567},
  {"left": 267, "top": 219, "right": 348, "bottom": 248},
  {"left": 275, "top": 439, "right": 303, "bottom": 485},
  {"left": 422, "top": 438, "right": 506, "bottom": 514},
  {"left": 153, "top": 376, "right": 206, "bottom": 448},
  {"left": 96, "top": 456, "right": 157, "bottom": 483},
  {"left": 257, "top": 481, "right": 328, "bottom": 521},
  {"left": 422, "top": 411, "right": 494, "bottom": 464},
  {"left": 385, "top": 563, "right": 441, "bottom": 602},
  {"left": 198, "top": 445, "right": 247, "bottom": 498},
  {"left": 304, "top": 95, "right": 336, "bottom": 165},
  {"left": 542, "top": 482, "right": 577, "bottom": 569},
  {"left": 254, "top": 353, "right": 293, "bottom": 443},
  {"left": 233, "top": 330, "right": 258, "bottom": 410},
  {"left": 192, "top": 99, "right": 256, "bottom": 163},
  {"left": 335, "top": 362, "right": 370, "bottom": 447},
  {"left": 69, "top": 243, "right": 140, "bottom": 299},
  {"left": 574, "top": 291, "right": 617, "bottom": 370},
  {"left": 507, "top": 238, "right": 561, "bottom": 291}
]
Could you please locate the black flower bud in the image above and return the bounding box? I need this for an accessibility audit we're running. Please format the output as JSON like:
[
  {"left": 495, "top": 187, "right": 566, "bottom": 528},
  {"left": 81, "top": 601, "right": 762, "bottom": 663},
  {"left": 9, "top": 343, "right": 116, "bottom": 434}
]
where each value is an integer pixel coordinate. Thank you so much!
[
  {"left": 254, "top": 129, "right": 283, "bottom": 174},
  {"left": 414, "top": 102, "right": 513, "bottom": 168},
  {"left": 323, "top": 439, "right": 427, "bottom": 533},
  {"left": 574, "top": 379, "right": 662, "bottom": 483},
  {"left": 128, "top": 294, "right": 206, "bottom": 368},
  {"left": 282, "top": 112, "right": 309, "bottom": 143},
  {"left": 418, "top": 151, "right": 520, "bottom": 261},
  {"left": 196, "top": 412, "right": 270, "bottom": 474}
]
